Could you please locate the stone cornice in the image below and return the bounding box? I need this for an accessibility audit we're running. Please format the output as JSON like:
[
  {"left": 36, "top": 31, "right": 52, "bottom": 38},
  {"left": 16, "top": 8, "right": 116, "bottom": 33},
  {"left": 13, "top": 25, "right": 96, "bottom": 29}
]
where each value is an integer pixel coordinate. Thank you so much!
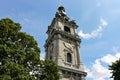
[
  {"left": 44, "top": 29, "right": 81, "bottom": 47},
  {"left": 58, "top": 66, "right": 87, "bottom": 76}
]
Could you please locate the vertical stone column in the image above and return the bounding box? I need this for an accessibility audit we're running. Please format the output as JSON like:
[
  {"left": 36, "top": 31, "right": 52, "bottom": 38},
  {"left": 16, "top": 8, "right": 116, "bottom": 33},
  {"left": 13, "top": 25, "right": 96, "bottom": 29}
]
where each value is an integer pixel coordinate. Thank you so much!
[
  {"left": 76, "top": 41, "right": 81, "bottom": 65},
  {"left": 76, "top": 41, "right": 85, "bottom": 71},
  {"left": 59, "top": 70, "right": 63, "bottom": 80}
]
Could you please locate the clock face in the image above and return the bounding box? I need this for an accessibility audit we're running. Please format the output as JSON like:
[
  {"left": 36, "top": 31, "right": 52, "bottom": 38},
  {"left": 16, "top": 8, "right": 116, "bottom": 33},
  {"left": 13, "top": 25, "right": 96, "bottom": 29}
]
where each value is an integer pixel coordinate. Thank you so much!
[{"left": 63, "top": 42, "right": 72, "bottom": 51}]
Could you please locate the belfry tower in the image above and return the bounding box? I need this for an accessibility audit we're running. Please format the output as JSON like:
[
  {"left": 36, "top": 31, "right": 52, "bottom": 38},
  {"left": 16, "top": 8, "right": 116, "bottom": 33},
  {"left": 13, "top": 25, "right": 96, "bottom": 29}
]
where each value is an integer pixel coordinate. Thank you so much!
[{"left": 44, "top": 6, "right": 87, "bottom": 80}]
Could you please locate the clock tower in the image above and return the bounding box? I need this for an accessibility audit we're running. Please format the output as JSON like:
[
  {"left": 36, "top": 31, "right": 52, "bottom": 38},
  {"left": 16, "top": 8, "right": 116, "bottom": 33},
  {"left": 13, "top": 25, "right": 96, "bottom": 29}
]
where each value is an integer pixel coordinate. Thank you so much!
[{"left": 44, "top": 6, "right": 87, "bottom": 80}]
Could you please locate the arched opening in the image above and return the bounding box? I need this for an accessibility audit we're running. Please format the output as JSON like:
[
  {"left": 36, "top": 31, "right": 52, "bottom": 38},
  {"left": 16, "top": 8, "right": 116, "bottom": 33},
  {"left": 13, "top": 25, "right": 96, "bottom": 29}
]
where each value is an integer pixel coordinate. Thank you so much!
[
  {"left": 64, "top": 26, "right": 70, "bottom": 33},
  {"left": 67, "top": 53, "right": 72, "bottom": 63},
  {"left": 50, "top": 56, "right": 52, "bottom": 60}
]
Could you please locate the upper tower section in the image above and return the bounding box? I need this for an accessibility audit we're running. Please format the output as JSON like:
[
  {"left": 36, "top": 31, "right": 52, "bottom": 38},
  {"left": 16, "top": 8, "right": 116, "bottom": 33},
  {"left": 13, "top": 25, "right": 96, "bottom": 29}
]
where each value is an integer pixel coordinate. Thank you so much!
[{"left": 46, "top": 6, "right": 80, "bottom": 43}]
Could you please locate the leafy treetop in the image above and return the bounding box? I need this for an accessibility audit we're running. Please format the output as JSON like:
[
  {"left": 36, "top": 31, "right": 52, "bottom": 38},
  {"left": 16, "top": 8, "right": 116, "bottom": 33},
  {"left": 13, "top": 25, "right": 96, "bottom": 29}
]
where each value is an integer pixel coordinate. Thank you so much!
[
  {"left": 109, "top": 59, "right": 120, "bottom": 80},
  {"left": 0, "top": 18, "right": 40, "bottom": 80}
]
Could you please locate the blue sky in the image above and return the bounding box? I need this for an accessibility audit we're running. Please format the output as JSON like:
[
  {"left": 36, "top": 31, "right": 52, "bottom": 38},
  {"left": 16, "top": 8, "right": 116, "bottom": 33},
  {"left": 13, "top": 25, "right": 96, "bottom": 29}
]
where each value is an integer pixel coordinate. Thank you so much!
[{"left": 0, "top": 0, "right": 120, "bottom": 80}]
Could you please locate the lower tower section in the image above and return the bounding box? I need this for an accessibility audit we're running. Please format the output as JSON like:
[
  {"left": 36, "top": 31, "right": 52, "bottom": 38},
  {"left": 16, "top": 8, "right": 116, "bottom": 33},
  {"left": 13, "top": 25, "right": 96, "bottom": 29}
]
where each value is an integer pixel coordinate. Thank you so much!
[{"left": 60, "top": 67, "right": 86, "bottom": 80}]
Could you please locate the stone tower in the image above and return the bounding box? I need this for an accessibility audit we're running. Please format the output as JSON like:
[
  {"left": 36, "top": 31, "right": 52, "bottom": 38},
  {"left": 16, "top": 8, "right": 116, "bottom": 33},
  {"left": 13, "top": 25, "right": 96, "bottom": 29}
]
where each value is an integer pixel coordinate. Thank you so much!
[{"left": 44, "top": 6, "right": 87, "bottom": 80}]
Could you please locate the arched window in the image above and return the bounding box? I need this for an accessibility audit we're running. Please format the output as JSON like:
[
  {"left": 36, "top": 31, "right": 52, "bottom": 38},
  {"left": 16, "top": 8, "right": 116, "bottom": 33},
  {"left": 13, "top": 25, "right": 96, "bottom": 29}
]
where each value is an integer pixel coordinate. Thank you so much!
[
  {"left": 67, "top": 53, "right": 72, "bottom": 63},
  {"left": 50, "top": 56, "right": 52, "bottom": 60},
  {"left": 64, "top": 26, "right": 70, "bottom": 33}
]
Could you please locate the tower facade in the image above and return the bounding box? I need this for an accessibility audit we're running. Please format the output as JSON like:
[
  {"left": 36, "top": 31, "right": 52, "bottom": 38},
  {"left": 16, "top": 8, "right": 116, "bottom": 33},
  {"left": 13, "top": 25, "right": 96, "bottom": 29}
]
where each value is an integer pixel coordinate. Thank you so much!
[{"left": 44, "top": 6, "right": 87, "bottom": 80}]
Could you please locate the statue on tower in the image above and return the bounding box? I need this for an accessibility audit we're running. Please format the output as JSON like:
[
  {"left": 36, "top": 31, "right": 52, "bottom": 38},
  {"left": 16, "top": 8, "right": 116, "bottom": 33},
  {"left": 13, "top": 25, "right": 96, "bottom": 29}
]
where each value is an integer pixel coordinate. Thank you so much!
[{"left": 55, "top": 6, "right": 69, "bottom": 20}]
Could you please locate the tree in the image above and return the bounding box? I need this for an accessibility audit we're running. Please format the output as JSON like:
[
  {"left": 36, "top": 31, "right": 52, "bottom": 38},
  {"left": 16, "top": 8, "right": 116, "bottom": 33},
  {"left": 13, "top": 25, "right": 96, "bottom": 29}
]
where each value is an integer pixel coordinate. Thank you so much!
[
  {"left": 0, "top": 18, "right": 60, "bottom": 80},
  {"left": 0, "top": 18, "right": 40, "bottom": 79},
  {"left": 40, "top": 60, "right": 60, "bottom": 80},
  {"left": 109, "top": 59, "right": 120, "bottom": 80}
]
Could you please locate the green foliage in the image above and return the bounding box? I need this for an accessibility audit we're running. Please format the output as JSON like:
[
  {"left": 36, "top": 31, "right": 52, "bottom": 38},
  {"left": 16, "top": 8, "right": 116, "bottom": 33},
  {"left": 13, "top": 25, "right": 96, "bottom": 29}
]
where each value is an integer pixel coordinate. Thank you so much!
[
  {"left": 40, "top": 60, "right": 60, "bottom": 80},
  {"left": 109, "top": 59, "right": 120, "bottom": 80},
  {"left": 0, "top": 18, "right": 60, "bottom": 80},
  {"left": 0, "top": 18, "right": 40, "bottom": 80}
]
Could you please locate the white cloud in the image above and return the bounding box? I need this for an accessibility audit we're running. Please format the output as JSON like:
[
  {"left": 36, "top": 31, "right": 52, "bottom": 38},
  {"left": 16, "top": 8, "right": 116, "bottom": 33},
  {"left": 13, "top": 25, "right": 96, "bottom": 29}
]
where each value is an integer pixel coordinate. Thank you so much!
[
  {"left": 78, "top": 18, "right": 108, "bottom": 39},
  {"left": 86, "top": 51, "right": 120, "bottom": 80},
  {"left": 86, "top": 59, "right": 111, "bottom": 80},
  {"left": 100, "top": 53, "right": 120, "bottom": 65}
]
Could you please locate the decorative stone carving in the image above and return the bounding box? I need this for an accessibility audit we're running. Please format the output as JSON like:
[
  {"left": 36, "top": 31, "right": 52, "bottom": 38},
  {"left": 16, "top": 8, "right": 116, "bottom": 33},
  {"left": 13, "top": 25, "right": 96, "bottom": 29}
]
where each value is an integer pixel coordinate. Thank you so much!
[{"left": 63, "top": 42, "right": 73, "bottom": 52}]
